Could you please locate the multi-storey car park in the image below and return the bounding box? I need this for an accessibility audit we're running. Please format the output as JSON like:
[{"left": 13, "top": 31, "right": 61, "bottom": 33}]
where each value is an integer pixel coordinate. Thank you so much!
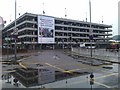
[{"left": 2, "top": 13, "right": 112, "bottom": 50}]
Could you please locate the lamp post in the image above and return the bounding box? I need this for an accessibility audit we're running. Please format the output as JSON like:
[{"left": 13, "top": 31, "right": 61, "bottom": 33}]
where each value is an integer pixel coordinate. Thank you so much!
[
  {"left": 13, "top": 0, "right": 17, "bottom": 63},
  {"left": 89, "top": 0, "right": 93, "bottom": 58}
]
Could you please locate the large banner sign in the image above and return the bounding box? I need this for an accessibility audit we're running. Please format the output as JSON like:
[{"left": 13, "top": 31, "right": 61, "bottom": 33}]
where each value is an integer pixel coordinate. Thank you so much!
[{"left": 38, "top": 15, "right": 55, "bottom": 43}]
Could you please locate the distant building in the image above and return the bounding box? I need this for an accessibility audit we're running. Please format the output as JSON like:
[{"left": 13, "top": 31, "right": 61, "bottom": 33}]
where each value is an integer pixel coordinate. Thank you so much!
[
  {"left": 0, "top": 16, "right": 4, "bottom": 49},
  {"left": 2, "top": 13, "right": 112, "bottom": 49},
  {"left": 0, "top": 16, "right": 4, "bottom": 30}
]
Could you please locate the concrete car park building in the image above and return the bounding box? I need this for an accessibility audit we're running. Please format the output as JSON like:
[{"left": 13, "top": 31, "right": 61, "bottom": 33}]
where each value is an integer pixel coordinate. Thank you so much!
[{"left": 2, "top": 13, "right": 112, "bottom": 50}]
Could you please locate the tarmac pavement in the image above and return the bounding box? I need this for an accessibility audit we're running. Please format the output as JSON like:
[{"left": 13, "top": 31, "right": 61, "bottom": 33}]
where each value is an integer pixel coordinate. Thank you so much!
[{"left": 1, "top": 48, "right": 120, "bottom": 89}]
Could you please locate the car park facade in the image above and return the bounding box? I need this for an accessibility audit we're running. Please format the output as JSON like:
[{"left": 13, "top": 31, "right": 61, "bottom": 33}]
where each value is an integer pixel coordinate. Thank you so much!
[{"left": 2, "top": 13, "right": 112, "bottom": 50}]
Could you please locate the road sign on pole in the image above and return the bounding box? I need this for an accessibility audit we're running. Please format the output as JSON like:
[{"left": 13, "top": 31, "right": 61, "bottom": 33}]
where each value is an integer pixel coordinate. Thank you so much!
[
  {"left": 90, "top": 78, "right": 94, "bottom": 85},
  {"left": 90, "top": 73, "right": 94, "bottom": 79}
]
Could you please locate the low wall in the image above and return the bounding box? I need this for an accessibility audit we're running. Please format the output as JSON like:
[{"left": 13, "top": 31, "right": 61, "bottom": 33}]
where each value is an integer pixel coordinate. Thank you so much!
[{"left": 2, "top": 48, "right": 28, "bottom": 55}]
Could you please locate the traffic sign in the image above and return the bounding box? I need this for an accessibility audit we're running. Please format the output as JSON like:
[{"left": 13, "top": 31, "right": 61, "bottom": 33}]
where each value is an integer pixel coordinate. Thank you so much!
[
  {"left": 90, "top": 78, "right": 94, "bottom": 85},
  {"left": 90, "top": 73, "right": 94, "bottom": 78}
]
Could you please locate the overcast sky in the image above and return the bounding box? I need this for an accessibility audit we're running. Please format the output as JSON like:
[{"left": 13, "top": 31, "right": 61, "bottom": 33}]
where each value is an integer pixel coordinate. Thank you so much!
[{"left": 0, "top": 0, "right": 119, "bottom": 36}]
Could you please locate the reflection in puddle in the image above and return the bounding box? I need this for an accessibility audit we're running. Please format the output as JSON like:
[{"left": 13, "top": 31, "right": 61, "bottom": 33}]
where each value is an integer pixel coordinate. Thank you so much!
[
  {"left": 11, "top": 68, "right": 54, "bottom": 87},
  {"left": 3, "top": 67, "right": 90, "bottom": 88}
]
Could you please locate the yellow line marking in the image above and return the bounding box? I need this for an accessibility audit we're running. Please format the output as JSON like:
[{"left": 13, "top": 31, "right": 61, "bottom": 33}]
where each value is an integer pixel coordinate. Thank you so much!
[
  {"left": 45, "top": 62, "right": 92, "bottom": 73},
  {"left": 45, "top": 62, "right": 113, "bottom": 74},
  {"left": 23, "top": 62, "right": 101, "bottom": 74},
  {"left": 68, "top": 68, "right": 87, "bottom": 72},
  {"left": 67, "top": 65, "right": 103, "bottom": 73},
  {"left": 94, "top": 81, "right": 111, "bottom": 88},
  {"left": 45, "top": 63, "right": 72, "bottom": 73},
  {"left": 19, "top": 62, "right": 27, "bottom": 69},
  {"left": 22, "top": 61, "right": 117, "bottom": 88},
  {"left": 23, "top": 62, "right": 39, "bottom": 65},
  {"left": 24, "top": 62, "right": 101, "bottom": 74},
  {"left": 23, "top": 60, "right": 91, "bottom": 68},
  {"left": 45, "top": 63, "right": 65, "bottom": 72}
]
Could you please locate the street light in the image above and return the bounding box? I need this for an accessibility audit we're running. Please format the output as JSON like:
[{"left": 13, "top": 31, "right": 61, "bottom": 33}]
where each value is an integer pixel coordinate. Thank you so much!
[
  {"left": 13, "top": 0, "right": 17, "bottom": 63},
  {"left": 89, "top": 0, "right": 93, "bottom": 58}
]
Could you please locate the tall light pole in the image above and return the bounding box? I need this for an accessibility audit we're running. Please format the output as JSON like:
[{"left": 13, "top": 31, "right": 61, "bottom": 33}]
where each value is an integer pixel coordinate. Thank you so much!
[
  {"left": 14, "top": 0, "right": 17, "bottom": 62},
  {"left": 89, "top": 0, "right": 93, "bottom": 58}
]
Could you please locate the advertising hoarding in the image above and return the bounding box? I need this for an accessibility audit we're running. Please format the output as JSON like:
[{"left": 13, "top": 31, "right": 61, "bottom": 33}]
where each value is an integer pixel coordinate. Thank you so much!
[{"left": 38, "top": 15, "right": 55, "bottom": 43}]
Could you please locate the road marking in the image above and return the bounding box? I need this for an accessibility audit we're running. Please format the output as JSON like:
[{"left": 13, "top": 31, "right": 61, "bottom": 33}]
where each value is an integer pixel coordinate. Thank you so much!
[
  {"left": 19, "top": 62, "right": 27, "bottom": 69},
  {"left": 21, "top": 61, "right": 91, "bottom": 73},
  {"left": 58, "top": 72, "right": 118, "bottom": 88},
  {"left": 22, "top": 61, "right": 100, "bottom": 72},
  {"left": 25, "top": 61, "right": 95, "bottom": 73},
  {"left": 45, "top": 63, "right": 65, "bottom": 72},
  {"left": 45, "top": 62, "right": 112, "bottom": 74},
  {"left": 45, "top": 62, "right": 104, "bottom": 74},
  {"left": 67, "top": 65, "right": 103, "bottom": 72},
  {"left": 95, "top": 73, "right": 118, "bottom": 80},
  {"left": 45, "top": 63, "right": 72, "bottom": 73},
  {"left": 68, "top": 68, "right": 88, "bottom": 72},
  {"left": 24, "top": 62, "right": 40, "bottom": 65},
  {"left": 94, "top": 81, "right": 111, "bottom": 88}
]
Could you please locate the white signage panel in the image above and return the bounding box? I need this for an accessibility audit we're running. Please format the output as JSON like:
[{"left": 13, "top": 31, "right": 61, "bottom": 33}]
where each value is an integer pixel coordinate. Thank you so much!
[{"left": 38, "top": 15, "right": 55, "bottom": 43}]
